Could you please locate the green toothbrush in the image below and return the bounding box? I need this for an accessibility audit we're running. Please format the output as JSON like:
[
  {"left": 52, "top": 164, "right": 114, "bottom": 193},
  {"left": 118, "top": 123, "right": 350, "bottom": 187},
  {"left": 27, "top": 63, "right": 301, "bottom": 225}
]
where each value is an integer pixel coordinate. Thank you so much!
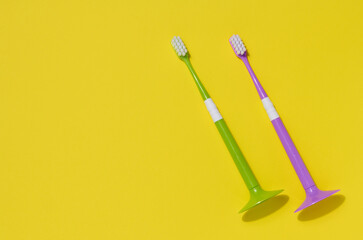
[{"left": 171, "top": 36, "right": 283, "bottom": 213}]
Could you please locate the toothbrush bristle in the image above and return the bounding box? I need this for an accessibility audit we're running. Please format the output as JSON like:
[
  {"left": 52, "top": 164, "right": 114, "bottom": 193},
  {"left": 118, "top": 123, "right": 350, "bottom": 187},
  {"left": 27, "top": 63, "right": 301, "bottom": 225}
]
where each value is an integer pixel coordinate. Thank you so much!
[
  {"left": 171, "top": 36, "right": 188, "bottom": 57},
  {"left": 229, "top": 34, "right": 246, "bottom": 56}
]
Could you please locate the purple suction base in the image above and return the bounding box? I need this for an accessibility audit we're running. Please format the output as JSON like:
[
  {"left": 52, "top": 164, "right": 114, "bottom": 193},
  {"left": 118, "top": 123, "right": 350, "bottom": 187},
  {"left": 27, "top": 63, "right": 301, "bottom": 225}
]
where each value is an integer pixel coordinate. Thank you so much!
[{"left": 295, "top": 185, "right": 340, "bottom": 212}]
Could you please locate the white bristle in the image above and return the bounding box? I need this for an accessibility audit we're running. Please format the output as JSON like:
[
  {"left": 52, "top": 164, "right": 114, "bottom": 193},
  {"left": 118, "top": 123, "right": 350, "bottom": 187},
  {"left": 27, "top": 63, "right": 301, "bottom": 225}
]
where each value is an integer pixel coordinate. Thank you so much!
[
  {"left": 229, "top": 34, "right": 246, "bottom": 56},
  {"left": 171, "top": 36, "right": 188, "bottom": 57}
]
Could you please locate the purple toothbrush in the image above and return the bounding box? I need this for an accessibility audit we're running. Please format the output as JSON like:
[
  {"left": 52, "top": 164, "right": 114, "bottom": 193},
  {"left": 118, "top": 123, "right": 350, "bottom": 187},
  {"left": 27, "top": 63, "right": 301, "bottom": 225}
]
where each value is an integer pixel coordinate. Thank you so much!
[{"left": 229, "top": 34, "right": 340, "bottom": 212}]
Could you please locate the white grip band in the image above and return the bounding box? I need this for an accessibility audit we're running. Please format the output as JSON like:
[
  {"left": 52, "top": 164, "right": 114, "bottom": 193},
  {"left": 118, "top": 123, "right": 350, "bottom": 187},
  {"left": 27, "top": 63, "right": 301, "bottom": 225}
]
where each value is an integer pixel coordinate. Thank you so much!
[
  {"left": 262, "top": 97, "right": 279, "bottom": 121},
  {"left": 204, "top": 98, "right": 223, "bottom": 122}
]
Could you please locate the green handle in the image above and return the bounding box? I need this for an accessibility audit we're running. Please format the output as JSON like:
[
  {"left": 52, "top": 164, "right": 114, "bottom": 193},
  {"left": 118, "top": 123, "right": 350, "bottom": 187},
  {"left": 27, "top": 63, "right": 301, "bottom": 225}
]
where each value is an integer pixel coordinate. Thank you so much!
[
  {"left": 215, "top": 119, "right": 259, "bottom": 189},
  {"left": 184, "top": 58, "right": 210, "bottom": 100},
  {"left": 182, "top": 57, "right": 259, "bottom": 190}
]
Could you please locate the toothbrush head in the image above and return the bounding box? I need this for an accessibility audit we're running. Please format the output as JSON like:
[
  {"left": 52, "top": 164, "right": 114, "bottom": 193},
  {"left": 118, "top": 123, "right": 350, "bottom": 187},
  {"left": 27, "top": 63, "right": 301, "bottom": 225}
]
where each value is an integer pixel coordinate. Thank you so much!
[
  {"left": 229, "top": 34, "right": 247, "bottom": 56},
  {"left": 171, "top": 36, "right": 189, "bottom": 59}
]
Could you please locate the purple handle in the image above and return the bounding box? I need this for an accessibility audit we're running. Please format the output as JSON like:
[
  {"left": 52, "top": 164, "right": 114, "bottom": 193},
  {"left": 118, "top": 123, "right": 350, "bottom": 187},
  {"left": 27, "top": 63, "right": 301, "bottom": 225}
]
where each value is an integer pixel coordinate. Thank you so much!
[
  {"left": 236, "top": 51, "right": 339, "bottom": 212},
  {"left": 241, "top": 55, "right": 316, "bottom": 190},
  {"left": 271, "top": 118, "right": 315, "bottom": 189},
  {"left": 240, "top": 55, "right": 267, "bottom": 99}
]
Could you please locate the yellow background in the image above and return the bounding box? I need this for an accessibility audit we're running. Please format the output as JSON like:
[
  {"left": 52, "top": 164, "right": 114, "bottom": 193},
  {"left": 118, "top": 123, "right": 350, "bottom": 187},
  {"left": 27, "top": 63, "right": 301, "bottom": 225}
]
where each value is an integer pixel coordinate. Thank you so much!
[{"left": 0, "top": 0, "right": 362, "bottom": 239}]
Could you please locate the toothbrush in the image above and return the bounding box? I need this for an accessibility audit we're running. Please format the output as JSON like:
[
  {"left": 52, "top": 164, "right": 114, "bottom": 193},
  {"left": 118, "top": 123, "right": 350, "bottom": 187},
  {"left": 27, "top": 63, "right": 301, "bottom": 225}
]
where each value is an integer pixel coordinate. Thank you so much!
[
  {"left": 229, "top": 34, "right": 339, "bottom": 212},
  {"left": 171, "top": 36, "right": 283, "bottom": 213}
]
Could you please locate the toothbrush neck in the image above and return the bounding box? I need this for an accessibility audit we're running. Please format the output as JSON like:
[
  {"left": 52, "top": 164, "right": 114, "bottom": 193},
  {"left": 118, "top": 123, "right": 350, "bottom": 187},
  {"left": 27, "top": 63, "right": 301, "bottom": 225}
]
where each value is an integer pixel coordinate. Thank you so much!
[
  {"left": 184, "top": 58, "right": 210, "bottom": 101},
  {"left": 240, "top": 56, "right": 268, "bottom": 100}
]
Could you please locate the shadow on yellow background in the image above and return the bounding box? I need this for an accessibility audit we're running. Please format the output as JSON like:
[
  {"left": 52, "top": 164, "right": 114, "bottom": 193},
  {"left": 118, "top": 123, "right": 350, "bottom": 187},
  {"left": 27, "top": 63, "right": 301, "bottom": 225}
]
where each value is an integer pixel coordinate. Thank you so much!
[
  {"left": 243, "top": 195, "right": 289, "bottom": 222},
  {"left": 298, "top": 195, "right": 345, "bottom": 221}
]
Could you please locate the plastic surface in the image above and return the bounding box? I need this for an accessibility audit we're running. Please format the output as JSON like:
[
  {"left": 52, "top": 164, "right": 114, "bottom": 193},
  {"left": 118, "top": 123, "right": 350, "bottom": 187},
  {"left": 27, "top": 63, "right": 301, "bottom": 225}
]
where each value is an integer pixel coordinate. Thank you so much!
[
  {"left": 204, "top": 98, "right": 223, "bottom": 122},
  {"left": 295, "top": 186, "right": 340, "bottom": 213},
  {"left": 262, "top": 97, "right": 279, "bottom": 121},
  {"left": 183, "top": 56, "right": 210, "bottom": 101},
  {"left": 239, "top": 53, "right": 267, "bottom": 100},
  {"left": 271, "top": 118, "right": 315, "bottom": 189},
  {"left": 175, "top": 52, "right": 282, "bottom": 213},
  {"left": 235, "top": 50, "right": 340, "bottom": 212},
  {"left": 215, "top": 119, "right": 259, "bottom": 189},
  {"left": 240, "top": 186, "right": 283, "bottom": 213},
  {"left": 271, "top": 118, "right": 340, "bottom": 212}
]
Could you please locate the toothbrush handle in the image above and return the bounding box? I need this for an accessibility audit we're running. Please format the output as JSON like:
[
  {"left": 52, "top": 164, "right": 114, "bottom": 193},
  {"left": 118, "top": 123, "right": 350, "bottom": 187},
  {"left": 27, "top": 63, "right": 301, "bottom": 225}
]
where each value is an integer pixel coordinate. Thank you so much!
[
  {"left": 184, "top": 58, "right": 259, "bottom": 189},
  {"left": 242, "top": 57, "right": 316, "bottom": 189},
  {"left": 262, "top": 97, "right": 315, "bottom": 189},
  {"left": 204, "top": 98, "right": 259, "bottom": 190},
  {"left": 215, "top": 119, "right": 259, "bottom": 189}
]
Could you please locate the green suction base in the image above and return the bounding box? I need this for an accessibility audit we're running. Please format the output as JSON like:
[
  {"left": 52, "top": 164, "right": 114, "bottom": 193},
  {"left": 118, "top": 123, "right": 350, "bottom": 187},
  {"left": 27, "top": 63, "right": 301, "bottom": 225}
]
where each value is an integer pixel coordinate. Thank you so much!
[{"left": 239, "top": 186, "right": 283, "bottom": 213}]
